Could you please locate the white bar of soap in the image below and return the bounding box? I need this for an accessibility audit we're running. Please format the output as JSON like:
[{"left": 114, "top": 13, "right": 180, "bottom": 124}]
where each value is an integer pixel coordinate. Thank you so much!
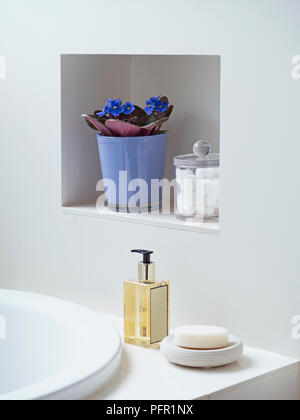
[{"left": 175, "top": 326, "right": 229, "bottom": 350}]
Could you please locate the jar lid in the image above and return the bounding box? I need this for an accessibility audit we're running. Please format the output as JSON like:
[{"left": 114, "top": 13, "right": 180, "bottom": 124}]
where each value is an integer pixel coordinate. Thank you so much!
[{"left": 174, "top": 140, "right": 219, "bottom": 169}]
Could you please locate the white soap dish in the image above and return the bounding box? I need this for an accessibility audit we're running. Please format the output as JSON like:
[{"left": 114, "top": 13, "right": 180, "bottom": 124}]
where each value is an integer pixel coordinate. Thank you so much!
[{"left": 161, "top": 335, "right": 243, "bottom": 368}]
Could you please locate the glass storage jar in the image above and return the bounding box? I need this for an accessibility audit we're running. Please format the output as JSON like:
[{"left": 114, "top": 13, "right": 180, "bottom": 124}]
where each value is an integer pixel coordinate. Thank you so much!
[{"left": 174, "top": 141, "right": 220, "bottom": 222}]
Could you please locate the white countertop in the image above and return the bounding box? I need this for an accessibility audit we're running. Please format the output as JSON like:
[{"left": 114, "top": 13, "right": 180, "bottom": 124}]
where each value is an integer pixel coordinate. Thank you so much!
[{"left": 90, "top": 315, "right": 300, "bottom": 401}]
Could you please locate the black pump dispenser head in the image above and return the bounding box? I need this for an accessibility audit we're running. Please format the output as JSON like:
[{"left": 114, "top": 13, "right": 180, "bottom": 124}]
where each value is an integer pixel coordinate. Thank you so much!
[
  {"left": 131, "top": 250, "right": 155, "bottom": 283},
  {"left": 131, "top": 249, "right": 153, "bottom": 264}
]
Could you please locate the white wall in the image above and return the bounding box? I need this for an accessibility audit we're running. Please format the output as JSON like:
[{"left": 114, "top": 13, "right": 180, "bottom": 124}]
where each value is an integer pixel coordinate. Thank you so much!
[
  {"left": 61, "top": 55, "right": 131, "bottom": 205},
  {"left": 0, "top": 0, "right": 299, "bottom": 358},
  {"left": 131, "top": 55, "right": 220, "bottom": 179}
]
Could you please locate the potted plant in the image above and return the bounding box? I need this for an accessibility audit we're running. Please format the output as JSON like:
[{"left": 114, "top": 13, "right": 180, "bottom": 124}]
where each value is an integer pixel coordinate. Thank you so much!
[{"left": 82, "top": 96, "right": 173, "bottom": 213}]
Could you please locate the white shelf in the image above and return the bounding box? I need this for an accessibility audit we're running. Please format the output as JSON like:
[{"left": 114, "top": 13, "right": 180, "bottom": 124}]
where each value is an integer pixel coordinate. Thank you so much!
[
  {"left": 89, "top": 315, "right": 300, "bottom": 401},
  {"left": 62, "top": 203, "right": 219, "bottom": 235}
]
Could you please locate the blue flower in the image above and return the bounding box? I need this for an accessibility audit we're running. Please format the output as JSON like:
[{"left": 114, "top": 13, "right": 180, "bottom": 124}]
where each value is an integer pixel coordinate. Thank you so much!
[
  {"left": 145, "top": 99, "right": 155, "bottom": 115},
  {"left": 107, "top": 99, "right": 122, "bottom": 106},
  {"left": 123, "top": 102, "right": 135, "bottom": 115},
  {"left": 150, "top": 95, "right": 161, "bottom": 104},
  {"left": 107, "top": 99, "right": 124, "bottom": 117},
  {"left": 153, "top": 99, "right": 169, "bottom": 113},
  {"left": 96, "top": 103, "right": 108, "bottom": 117},
  {"left": 145, "top": 96, "right": 169, "bottom": 114}
]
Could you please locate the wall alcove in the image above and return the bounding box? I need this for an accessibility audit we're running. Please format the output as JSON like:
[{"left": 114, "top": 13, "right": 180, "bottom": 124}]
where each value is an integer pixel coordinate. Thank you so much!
[{"left": 61, "top": 54, "right": 221, "bottom": 234}]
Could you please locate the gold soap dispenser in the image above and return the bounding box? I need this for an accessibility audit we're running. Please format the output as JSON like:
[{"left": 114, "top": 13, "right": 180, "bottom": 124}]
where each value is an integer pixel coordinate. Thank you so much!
[{"left": 124, "top": 249, "right": 170, "bottom": 349}]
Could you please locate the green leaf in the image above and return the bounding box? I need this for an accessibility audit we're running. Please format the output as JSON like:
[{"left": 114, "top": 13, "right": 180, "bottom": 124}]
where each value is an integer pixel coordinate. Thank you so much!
[
  {"left": 141, "top": 117, "right": 169, "bottom": 135},
  {"left": 81, "top": 114, "right": 113, "bottom": 136},
  {"left": 93, "top": 111, "right": 108, "bottom": 124},
  {"left": 130, "top": 105, "right": 148, "bottom": 126},
  {"left": 161, "top": 105, "right": 174, "bottom": 119},
  {"left": 82, "top": 114, "right": 98, "bottom": 131},
  {"left": 144, "top": 113, "right": 157, "bottom": 126}
]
